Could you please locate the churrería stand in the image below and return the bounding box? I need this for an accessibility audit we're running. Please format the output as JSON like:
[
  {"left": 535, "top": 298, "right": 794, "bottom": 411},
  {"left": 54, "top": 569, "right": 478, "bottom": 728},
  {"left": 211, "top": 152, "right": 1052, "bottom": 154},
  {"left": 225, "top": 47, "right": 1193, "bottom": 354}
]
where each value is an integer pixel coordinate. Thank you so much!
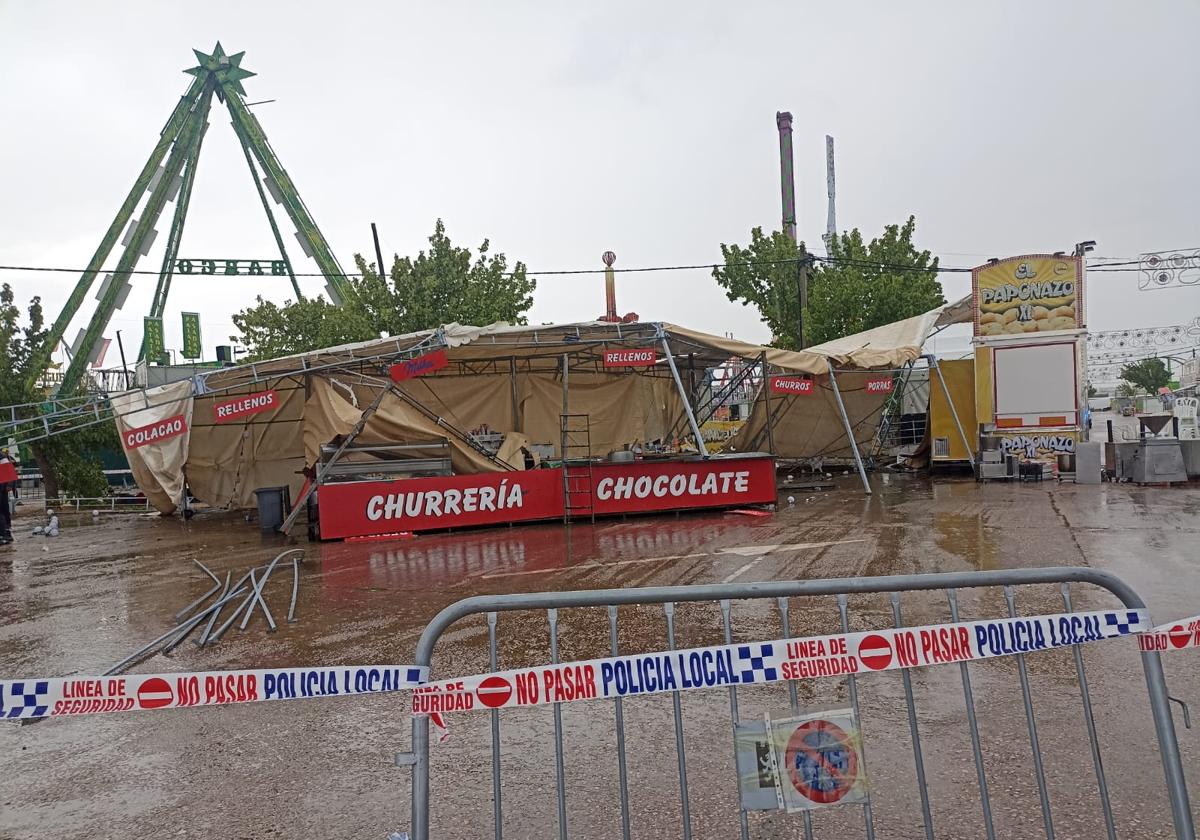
[{"left": 109, "top": 315, "right": 962, "bottom": 539}]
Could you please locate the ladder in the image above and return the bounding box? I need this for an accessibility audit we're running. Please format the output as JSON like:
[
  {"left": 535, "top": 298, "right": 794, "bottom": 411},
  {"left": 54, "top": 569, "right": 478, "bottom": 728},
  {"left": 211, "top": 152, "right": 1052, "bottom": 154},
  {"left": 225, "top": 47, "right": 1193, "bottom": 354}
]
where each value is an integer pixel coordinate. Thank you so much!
[{"left": 559, "top": 414, "right": 594, "bottom": 523}]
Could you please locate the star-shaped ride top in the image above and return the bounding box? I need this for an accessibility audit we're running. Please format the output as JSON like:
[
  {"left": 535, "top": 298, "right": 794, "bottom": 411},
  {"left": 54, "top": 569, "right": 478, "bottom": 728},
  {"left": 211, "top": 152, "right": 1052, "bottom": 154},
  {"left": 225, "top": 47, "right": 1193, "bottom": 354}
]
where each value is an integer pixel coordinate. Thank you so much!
[{"left": 185, "top": 42, "right": 255, "bottom": 101}]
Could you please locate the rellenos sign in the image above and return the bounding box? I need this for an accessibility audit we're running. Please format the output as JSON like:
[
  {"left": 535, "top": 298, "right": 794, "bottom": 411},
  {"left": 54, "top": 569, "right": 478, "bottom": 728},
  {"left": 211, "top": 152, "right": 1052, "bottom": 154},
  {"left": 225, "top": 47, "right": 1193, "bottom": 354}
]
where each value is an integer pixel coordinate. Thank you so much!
[
  {"left": 213, "top": 390, "right": 278, "bottom": 422},
  {"left": 603, "top": 349, "right": 656, "bottom": 367},
  {"left": 123, "top": 415, "right": 188, "bottom": 449}
]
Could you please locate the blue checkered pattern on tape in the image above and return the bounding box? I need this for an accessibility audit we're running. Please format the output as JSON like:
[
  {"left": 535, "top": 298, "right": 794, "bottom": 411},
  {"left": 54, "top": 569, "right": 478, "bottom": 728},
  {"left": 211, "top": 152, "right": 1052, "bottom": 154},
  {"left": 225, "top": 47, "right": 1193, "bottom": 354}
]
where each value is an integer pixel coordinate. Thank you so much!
[
  {"left": 1103, "top": 610, "right": 1143, "bottom": 635},
  {"left": 1, "top": 680, "right": 49, "bottom": 719},
  {"left": 736, "top": 643, "right": 778, "bottom": 683},
  {"left": 406, "top": 668, "right": 422, "bottom": 684}
]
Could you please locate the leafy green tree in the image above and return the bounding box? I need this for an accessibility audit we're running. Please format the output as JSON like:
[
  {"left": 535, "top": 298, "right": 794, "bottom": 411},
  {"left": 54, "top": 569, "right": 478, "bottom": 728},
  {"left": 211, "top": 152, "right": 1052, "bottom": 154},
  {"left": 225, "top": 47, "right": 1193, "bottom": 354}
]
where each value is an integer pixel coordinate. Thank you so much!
[
  {"left": 713, "top": 216, "right": 944, "bottom": 348},
  {"left": 233, "top": 219, "right": 535, "bottom": 360},
  {"left": 1119, "top": 358, "right": 1171, "bottom": 394},
  {"left": 0, "top": 283, "right": 112, "bottom": 499},
  {"left": 230, "top": 296, "right": 376, "bottom": 362}
]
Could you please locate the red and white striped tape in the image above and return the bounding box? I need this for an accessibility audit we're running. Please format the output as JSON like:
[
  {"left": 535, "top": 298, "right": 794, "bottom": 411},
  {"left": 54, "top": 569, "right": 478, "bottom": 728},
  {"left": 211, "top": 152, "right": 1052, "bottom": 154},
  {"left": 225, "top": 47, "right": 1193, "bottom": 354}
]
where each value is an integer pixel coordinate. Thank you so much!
[
  {"left": 412, "top": 608, "right": 1149, "bottom": 718},
  {"left": 0, "top": 664, "right": 427, "bottom": 721}
]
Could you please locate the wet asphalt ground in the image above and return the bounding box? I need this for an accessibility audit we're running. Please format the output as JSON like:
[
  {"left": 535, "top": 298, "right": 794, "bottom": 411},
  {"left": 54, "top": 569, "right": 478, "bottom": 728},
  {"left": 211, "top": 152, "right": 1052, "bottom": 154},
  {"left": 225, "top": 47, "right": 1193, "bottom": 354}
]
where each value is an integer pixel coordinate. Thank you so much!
[{"left": 1, "top": 472, "right": 1199, "bottom": 839}]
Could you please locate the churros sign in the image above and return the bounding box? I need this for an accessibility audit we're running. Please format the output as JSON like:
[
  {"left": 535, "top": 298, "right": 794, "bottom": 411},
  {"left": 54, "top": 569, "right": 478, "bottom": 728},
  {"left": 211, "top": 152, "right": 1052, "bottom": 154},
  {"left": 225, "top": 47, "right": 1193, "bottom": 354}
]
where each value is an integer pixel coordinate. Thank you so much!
[{"left": 973, "top": 255, "right": 1083, "bottom": 336}]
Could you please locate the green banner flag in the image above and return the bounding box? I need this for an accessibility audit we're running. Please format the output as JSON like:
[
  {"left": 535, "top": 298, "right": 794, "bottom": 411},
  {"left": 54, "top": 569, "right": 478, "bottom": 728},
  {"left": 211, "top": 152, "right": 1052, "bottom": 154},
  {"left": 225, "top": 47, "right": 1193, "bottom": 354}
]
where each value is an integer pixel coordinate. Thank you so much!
[
  {"left": 143, "top": 317, "right": 165, "bottom": 363},
  {"left": 181, "top": 312, "right": 202, "bottom": 359}
]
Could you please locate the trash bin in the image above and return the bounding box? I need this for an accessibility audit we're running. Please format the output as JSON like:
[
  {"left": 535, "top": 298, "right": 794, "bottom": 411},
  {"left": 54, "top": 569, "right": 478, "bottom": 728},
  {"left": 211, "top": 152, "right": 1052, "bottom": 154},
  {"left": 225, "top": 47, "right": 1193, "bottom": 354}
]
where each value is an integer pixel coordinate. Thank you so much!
[{"left": 254, "top": 486, "right": 292, "bottom": 534}]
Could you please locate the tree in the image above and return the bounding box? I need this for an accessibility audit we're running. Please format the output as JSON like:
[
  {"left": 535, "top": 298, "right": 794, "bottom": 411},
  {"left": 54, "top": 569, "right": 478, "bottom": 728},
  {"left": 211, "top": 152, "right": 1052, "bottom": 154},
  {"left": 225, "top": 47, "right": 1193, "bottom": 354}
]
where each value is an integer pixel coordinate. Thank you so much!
[
  {"left": 1119, "top": 358, "right": 1171, "bottom": 394},
  {"left": 232, "top": 219, "right": 535, "bottom": 360},
  {"left": 0, "top": 283, "right": 112, "bottom": 499},
  {"left": 712, "top": 216, "right": 944, "bottom": 349},
  {"left": 1087, "top": 384, "right": 1098, "bottom": 398}
]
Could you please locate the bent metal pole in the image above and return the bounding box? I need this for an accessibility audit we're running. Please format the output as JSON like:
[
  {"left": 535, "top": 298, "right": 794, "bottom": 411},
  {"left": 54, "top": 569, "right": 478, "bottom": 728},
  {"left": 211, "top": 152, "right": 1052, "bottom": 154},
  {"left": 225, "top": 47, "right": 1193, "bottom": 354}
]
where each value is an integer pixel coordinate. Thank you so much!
[
  {"left": 661, "top": 337, "right": 708, "bottom": 457},
  {"left": 827, "top": 359, "right": 871, "bottom": 494}
]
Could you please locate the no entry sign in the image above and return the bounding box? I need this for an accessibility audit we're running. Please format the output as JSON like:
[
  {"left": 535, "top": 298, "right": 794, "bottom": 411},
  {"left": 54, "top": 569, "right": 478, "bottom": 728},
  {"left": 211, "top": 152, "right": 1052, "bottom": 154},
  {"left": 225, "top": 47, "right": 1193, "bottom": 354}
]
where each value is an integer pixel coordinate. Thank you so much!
[
  {"left": 769, "top": 709, "right": 868, "bottom": 812},
  {"left": 137, "top": 678, "right": 174, "bottom": 709},
  {"left": 476, "top": 675, "right": 513, "bottom": 708},
  {"left": 856, "top": 634, "right": 893, "bottom": 670}
]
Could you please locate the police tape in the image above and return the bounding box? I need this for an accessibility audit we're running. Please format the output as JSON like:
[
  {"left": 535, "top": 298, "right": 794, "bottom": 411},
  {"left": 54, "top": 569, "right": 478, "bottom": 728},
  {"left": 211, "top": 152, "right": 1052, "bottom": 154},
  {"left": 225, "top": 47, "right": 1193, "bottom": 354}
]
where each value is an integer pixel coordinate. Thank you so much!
[
  {"left": 5, "top": 608, "right": 1198, "bottom": 725},
  {"left": 411, "top": 608, "right": 1150, "bottom": 717},
  {"left": 0, "top": 664, "right": 428, "bottom": 720},
  {"left": 1140, "top": 614, "right": 1200, "bottom": 652}
]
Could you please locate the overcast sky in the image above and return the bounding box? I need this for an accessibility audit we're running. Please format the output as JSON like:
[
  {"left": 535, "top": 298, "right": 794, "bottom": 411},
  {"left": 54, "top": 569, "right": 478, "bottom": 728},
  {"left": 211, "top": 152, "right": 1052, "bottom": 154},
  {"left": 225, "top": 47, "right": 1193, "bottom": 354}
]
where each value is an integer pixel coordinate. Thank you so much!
[{"left": 1, "top": 1, "right": 1197, "bottom": 365}]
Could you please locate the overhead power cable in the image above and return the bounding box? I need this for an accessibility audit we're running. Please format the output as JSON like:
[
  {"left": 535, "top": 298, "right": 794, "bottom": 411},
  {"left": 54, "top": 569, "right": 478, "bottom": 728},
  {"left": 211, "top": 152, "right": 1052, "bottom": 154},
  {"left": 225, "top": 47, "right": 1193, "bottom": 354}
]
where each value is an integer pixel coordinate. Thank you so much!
[{"left": 0, "top": 251, "right": 1186, "bottom": 281}]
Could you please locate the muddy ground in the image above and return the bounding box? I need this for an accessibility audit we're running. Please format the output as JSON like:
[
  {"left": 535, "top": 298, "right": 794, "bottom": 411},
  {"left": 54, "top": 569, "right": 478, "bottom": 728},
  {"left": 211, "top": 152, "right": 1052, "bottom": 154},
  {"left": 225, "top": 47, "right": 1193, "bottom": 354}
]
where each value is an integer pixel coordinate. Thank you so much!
[{"left": 1, "top": 473, "right": 1198, "bottom": 839}]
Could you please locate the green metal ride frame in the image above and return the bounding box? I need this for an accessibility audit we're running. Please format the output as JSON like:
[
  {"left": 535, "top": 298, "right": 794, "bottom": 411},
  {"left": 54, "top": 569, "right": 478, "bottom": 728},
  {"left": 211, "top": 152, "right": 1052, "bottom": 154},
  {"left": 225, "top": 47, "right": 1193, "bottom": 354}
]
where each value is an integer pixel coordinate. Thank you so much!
[{"left": 42, "top": 43, "right": 351, "bottom": 395}]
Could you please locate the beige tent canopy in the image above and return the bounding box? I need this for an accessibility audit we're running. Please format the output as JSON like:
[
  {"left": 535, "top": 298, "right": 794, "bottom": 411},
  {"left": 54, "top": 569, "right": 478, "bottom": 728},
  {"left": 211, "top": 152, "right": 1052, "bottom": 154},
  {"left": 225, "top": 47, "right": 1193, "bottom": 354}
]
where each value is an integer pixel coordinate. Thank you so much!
[{"left": 115, "top": 300, "right": 970, "bottom": 513}]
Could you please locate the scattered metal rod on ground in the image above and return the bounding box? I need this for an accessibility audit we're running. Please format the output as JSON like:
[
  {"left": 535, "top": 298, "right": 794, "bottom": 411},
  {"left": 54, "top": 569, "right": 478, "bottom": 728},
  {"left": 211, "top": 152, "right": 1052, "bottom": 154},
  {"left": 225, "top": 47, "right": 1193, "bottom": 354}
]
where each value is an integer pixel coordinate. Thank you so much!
[
  {"left": 241, "top": 567, "right": 278, "bottom": 632},
  {"left": 173, "top": 558, "right": 223, "bottom": 624},
  {"left": 104, "top": 585, "right": 249, "bottom": 676},
  {"left": 240, "top": 559, "right": 280, "bottom": 631},
  {"left": 287, "top": 555, "right": 301, "bottom": 623},
  {"left": 210, "top": 587, "right": 257, "bottom": 643},
  {"left": 195, "top": 570, "right": 232, "bottom": 647}
]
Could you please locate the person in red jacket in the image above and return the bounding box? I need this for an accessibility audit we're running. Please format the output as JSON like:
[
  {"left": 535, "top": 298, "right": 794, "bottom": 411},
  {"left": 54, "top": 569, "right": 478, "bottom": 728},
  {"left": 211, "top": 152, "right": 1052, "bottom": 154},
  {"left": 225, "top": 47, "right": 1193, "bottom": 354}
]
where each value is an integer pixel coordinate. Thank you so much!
[{"left": 0, "top": 448, "right": 15, "bottom": 545}]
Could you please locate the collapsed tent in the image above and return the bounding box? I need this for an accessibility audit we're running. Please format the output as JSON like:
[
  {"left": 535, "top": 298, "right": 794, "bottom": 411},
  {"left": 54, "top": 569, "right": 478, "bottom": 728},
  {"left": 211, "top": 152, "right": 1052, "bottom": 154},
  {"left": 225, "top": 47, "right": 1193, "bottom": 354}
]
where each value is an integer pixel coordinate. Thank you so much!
[{"left": 114, "top": 300, "right": 970, "bottom": 512}]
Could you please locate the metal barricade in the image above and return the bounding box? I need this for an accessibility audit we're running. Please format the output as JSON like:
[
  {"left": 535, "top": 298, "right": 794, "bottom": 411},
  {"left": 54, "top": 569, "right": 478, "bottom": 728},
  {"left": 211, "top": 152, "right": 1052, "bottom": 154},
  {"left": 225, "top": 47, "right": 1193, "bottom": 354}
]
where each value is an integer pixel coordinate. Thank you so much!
[{"left": 408, "top": 567, "right": 1194, "bottom": 839}]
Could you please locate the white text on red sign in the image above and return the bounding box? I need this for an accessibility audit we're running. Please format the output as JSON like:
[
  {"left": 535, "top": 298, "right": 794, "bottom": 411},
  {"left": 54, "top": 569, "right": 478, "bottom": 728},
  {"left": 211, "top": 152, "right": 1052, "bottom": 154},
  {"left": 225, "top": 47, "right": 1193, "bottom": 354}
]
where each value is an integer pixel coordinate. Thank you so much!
[
  {"left": 213, "top": 390, "right": 278, "bottom": 422},
  {"left": 123, "top": 414, "right": 188, "bottom": 449},
  {"left": 603, "top": 349, "right": 656, "bottom": 367},
  {"left": 770, "top": 376, "right": 814, "bottom": 395}
]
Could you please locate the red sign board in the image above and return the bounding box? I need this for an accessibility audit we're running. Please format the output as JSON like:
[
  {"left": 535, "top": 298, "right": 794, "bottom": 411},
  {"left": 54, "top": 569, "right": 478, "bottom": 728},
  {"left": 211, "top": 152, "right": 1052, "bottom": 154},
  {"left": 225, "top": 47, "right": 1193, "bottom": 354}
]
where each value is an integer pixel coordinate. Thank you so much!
[
  {"left": 213, "top": 390, "right": 279, "bottom": 422},
  {"left": 603, "top": 349, "right": 656, "bottom": 367},
  {"left": 389, "top": 349, "right": 449, "bottom": 383},
  {"left": 123, "top": 414, "right": 188, "bottom": 450},
  {"left": 864, "top": 376, "right": 894, "bottom": 394},
  {"left": 770, "top": 376, "right": 814, "bottom": 395},
  {"left": 589, "top": 456, "right": 776, "bottom": 516},
  {"left": 317, "top": 469, "right": 565, "bottom": 539}
]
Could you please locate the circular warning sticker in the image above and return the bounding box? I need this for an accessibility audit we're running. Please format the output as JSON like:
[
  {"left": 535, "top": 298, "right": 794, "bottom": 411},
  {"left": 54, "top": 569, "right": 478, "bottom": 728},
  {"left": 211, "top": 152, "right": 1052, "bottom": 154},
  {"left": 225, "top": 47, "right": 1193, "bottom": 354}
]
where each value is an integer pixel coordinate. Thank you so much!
[
  {"left": 476, "top": 675, "right": 513, "bottom": 709},
  {"left": 857, "top": 634, "right": 893, "bottom": 671},
  {"left": 784, "top": 718, "right": 860, "bottom": 804}
]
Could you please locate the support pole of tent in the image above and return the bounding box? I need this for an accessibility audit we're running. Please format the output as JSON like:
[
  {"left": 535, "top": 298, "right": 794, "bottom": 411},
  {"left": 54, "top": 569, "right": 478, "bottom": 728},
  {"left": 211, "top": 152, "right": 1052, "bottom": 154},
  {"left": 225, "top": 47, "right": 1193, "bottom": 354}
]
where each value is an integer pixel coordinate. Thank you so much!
[
  {"left": 663, "top": 338, "right": 708, "bottom": 457},
  {"left": 509, "top": 357, "right": 520, "bottom": 432},
  {"left": 928, "top": 354, "right": 975, "bottom": 469},
  {"left": 760, "top": 351, "right": 776, "bottom": 455},
  {"left": 278, "top": 382, "right": 395, "bottom": 536},
  {"left": 827, "top": 360, "right": 871, "bottom": 494},
  {"left": 561, "top": 353, "right": 569, "bottom": 417}
]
